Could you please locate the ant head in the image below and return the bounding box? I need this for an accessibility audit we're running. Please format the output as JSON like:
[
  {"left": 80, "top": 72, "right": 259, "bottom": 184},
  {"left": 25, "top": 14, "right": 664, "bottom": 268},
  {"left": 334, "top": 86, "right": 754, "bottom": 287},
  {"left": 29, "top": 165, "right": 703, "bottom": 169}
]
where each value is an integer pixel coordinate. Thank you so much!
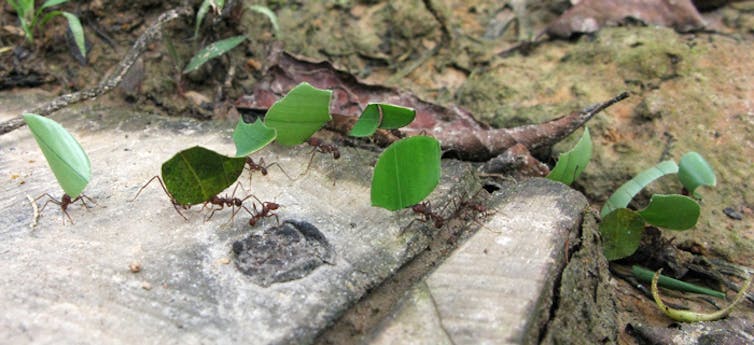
[
  {"left": 62, "top": 194, "right": 72, "bottom": 203},
  {"left": 266, "top": 202, "right": 280, "bottom": 210},
  {"left": 249, "top": 218, "right": 257, "bottom": 226},
  {"left": 333, "top": 151, "right": 341, "bottom": 159}
]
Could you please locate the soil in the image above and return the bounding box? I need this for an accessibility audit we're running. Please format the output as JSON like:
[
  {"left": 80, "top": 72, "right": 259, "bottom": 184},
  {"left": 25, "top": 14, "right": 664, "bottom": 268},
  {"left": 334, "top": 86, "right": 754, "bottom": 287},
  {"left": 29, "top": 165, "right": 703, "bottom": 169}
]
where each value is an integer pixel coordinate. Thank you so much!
[{"left": 2, "top": 0, "right": 753, "bottom": 344}]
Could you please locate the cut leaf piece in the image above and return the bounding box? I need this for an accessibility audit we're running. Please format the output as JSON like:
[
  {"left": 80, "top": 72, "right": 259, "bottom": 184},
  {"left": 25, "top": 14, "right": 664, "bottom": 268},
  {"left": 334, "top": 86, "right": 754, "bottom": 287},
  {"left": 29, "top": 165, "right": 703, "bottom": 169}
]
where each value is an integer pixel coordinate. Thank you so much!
[
  {"left": 371, "top": 136, "right": 441, "bottom": 211},
  {"left": 183, "top": 35, "right": 246, "bottom": 74},
  {"left": 348, "top": 104, "right": 381, "bottom": 137},
  {"left": 638, "top": 194, "right": 700, "bottom": 230},
  {"left": 61, "top": 12, "right": 86, "bottom": 58},
  {"left": 601, "top": 160, "right": 678, "bottom": 218},
  {"left": 264, "top": 82, "right": 332, "bottom": 146},
  {"left": 23, "top": 113, "right": 91, "bottom": 198},
  {"left": 678, "top": 152, "right": 716, "bottom": 198},
  {"left": 632, "top": 266, "right": 725, "bottom": 298},
  {"left": 600, "top": 208, "right": 645, "bottom": 261},
  {"left": 232, "top": 118, "right": 277, "bottom": 157},
  {"left": 547, "top": 127, "right": 592, "bottom": 185},
  {"left": 161, "top": 146, "right": 245, "bottom": 205},
  {"left": 375, "top": 104, "right": 416, "bottom": 129}
]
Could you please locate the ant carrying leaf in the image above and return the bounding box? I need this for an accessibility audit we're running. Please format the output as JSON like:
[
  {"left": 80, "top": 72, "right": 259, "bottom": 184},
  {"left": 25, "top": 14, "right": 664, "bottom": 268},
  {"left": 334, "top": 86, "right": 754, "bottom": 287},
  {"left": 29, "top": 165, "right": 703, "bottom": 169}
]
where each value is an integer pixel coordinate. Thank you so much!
[
  {"left": 23, "top": 113, "right": 98, "bottom": 223},
  {"left": 131, "top": 146, "right": 246, "bottom": 220}
]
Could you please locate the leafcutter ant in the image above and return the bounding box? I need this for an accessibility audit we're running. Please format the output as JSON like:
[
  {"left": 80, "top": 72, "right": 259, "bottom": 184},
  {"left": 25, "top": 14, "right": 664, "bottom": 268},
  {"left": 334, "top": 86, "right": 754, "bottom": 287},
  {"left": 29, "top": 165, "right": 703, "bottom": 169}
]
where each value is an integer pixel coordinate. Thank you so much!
[
  {"left": 202, "top": 182, "right": 254, "bottom": 222},
  {"left": 245, "top": 157, "right": 292, "bottom": 185},
  {"left": 247, "top": 195, "right": 281, "bottom": 227},
  {"left": 130, "top": 176, "right": 191, "bottom": 220},
  {"left": 401, "top": 201, "right": 446, "bottom": 234},
  {"left": 35, "top": 193, "right": 97, "bottom": 224},
  {"left": 301, "top": 137, "right": 341, "bottom": 176}
]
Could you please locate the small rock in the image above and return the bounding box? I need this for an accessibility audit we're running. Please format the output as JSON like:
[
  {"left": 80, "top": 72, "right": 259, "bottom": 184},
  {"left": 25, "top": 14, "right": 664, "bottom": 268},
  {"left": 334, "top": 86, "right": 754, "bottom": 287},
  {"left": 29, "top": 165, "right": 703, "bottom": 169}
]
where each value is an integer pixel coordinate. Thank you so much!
[
  {"left": 129, "top": 262, "right": 142, "bottom": 273},
  {"left": 723, "top": 207, "right": 743, "bottom": 220},
  {"left": 141, "top": 281, "right": 152, "bottom": 290}
]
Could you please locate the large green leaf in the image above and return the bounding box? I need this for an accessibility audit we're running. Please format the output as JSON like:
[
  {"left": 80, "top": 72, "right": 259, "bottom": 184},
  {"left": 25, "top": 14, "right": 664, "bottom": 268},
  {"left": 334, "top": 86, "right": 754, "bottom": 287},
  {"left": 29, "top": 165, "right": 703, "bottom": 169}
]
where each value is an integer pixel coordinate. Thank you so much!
[
  {"left": 349, "top": 103, "right": 416, "bottom": 137},
  {"left": 547, "top": 127, "right": 592, "bottom": 186},
  {"left": 678, "top": 152, "right": 716, "bottom": 198},
  {"left": 601, "top": 160, "right": 678, "bottom": 218},
  {"left": 371, "top": 136, "right": 441, "bottom": 211},
  {"left": 161, "top": 146, "right": 245, "bottom": 205},
  {"left": 232, "top": 118, "right": 277, "bottom": 157},
  {"left": 23, "top": 113, "right": 91, "bottom": 198},
  {"left": 183, "top": 35, "right": 246, "bottom": 74},
  {"left": 264, "top": 82, "right": 332, "bottom": 146},
  {"left": 600, "top": 208, "right": 645, "bottom": 261},
  {"left": 638, "top": 194, "right": 700, "bottom": 230}
]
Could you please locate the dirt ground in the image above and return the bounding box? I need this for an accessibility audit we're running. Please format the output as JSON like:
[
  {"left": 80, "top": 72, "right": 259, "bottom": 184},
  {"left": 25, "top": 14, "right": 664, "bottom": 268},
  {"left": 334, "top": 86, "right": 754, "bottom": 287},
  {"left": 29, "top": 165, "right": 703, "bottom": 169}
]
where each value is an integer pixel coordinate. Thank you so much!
[{"left": 2, "top": 1, "right": 753, "bottom": 344}]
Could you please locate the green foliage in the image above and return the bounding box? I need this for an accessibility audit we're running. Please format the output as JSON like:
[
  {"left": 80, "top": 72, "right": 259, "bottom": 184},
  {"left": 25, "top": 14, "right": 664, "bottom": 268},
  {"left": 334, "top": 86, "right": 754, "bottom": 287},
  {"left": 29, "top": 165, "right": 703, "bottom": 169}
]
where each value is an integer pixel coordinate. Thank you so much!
[
  {"left": 161, "top": 146, "right": 245, "bottom": 205},
  {"left": 600, "top": 160, "right": 678, "bottom": 218},
  {"left": 194, "top": 0, "right": 225, "bottom": 38},
  {"left": 638, "top": 194, "right": 700, "bottom": 230},
  {"left": 264, "top": 82, "right": 333, "bottom": 146},
  {"left": 232, "top": 118, "right": 277, "bottom": 157},
  {"left": 23, "top": 113, "right": 91, "bottom": 198},
  {"left": 247, "top": 5, "right": 280, "bottom": 37},
  {"left": 371, "top": 136, "right": 441, "bottom": 211},
  {"left": 547, "top": 127, "right": 592, "bottom": 185},
  {"left": 600, "top": 208, "right": 644, "bottom": 261},
  {"left": 6, "top": 0, "right": 87, "bottom": 57},
  {"left": 631, "top": 265, "right": 724, "bottom": 298},
  {"left": 183, "top": 35, "right": 246, "bottom": 74},
  {"left": 349, "top": 103, "right": 416, "bottom": 137},
  {"left": 678, "top": 152, "right": 716, "bottom": 198}
]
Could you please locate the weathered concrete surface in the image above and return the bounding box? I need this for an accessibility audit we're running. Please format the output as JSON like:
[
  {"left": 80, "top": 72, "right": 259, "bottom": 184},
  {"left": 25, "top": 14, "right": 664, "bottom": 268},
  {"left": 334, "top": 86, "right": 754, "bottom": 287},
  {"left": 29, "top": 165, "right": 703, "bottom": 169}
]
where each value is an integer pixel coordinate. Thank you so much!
[
  {"left": 0, "top": 99, "right": 477, "bottom": 345},
  {"left": 366, "top": 179, "right": 614, "bottom": 345}
]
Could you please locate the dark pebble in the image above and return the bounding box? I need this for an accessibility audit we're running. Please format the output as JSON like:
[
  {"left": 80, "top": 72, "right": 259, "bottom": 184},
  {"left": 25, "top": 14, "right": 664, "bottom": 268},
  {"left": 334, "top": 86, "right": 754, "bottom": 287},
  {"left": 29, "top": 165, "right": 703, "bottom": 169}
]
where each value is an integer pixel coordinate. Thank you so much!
[{"left": 723, "top": 207, "right": 743, "bottom": 220}]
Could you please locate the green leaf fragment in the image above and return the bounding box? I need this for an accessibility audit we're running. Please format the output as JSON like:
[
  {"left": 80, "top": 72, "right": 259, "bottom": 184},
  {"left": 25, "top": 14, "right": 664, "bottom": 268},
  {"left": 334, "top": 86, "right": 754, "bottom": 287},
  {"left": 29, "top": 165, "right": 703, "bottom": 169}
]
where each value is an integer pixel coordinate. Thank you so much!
[
  {"left": 632, "top": 266, "right": 725, "bottom": 298},
  {"left": 232, "top": 118, "right": 277, "bottom": 157},
  {"left": 638, "top": 194, "right": 700, "bottom": 230},
  {"left": 349, "top": 103, "right": 416, "bottom": 137},
  {"left": 601, "top": 160, "right": 678, "bottom": 218},
  {"left": 248, "top": 5, "right": 280, "bottom": 37},
  {"left": 161, "top": 146, "right": 245, "bottom": 205},
  {"left": 349, "top": 104, "right": 382, "bottom": 137},
  {"left": 371, "top": 136, "right": 441, "bottom": 211},
  {"left": 23, "top": 113, "right": 91, "bottom": 198},
  {"left": 264, "top": 82, "right": 333, "bottom": 146},
  {"left": 678, "top": 152, "right": 716, "bottom": 198},
  {"left": 183, "top": 35, "right": 246, "bottom": 73},
  {"left": 61, "top": 12, "right": 86, "bottom": 58},
  {"left": 547, "top": 127, "right": 592, "bottom": 185},
  {"left": 600, "top": 208, "right": 645, "bottom": 261}
]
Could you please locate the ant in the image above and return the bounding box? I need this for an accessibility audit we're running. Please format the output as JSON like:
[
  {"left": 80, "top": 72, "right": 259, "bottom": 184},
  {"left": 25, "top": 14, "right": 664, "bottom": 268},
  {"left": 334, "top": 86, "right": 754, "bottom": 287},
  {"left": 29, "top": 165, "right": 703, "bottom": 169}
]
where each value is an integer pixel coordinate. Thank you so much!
[
  {"left": 202, "top": 183, "right": 254, "bottom": 222},
  {"left": 245, "top": 157, "right": 291, "bottom": 184},
  {"left": 402, "top": 201, "right": 445, "bottom": 234},
  {"left": 130, "top": 176, "right": 191, "bottom": 220},
  {"left": 247, "top": 195, "right": 281, "bottom": 227},
  {"left": 302, "top": 137, "right": 340, "bottom": 176},
  {"left": 35, "top": 193, "right": 97, "bottom": 224}
]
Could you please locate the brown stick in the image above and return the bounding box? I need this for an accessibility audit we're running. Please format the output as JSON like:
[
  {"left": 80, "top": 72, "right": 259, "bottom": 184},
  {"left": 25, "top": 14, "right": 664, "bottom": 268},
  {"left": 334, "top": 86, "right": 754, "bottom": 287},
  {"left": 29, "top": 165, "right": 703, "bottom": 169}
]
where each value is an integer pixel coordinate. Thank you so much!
[{"left": 0, "top": 6, "right": 192, "bottom": 136}]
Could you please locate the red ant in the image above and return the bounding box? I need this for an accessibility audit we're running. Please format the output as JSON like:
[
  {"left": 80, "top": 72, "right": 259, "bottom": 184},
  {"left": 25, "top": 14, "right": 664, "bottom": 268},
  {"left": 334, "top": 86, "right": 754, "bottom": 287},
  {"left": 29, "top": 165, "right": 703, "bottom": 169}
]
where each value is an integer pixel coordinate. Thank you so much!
[
  {"left": 35, "top": 193, "right": 97, "bottom": 223},
  {"left": 302, "top": 137, "right": 340, "bottom": 176},
  {"left": 246, "top": 195, "right": 281, "bottom": 227},
  {"left": 202, "top": 183, "right": 254, "bottom": 222},
  {"left": 130, "top": 176, "right": 191, "bottom": 220},
  {"left": 402, "top": 201, "right": 445, "bottom": 234},
  {"left": 245, "top": 157, "right": 291, "bottom": 184}
]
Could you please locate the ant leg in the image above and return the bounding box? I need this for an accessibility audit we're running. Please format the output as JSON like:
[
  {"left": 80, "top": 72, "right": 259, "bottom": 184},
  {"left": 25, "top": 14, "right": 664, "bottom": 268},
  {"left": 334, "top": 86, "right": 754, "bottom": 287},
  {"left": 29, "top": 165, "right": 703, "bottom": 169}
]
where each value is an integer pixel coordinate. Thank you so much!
[
  {"left": 170, "top": 200, "right": 189, "bottom": 221},
  {"left": 129, "top": 176, "right": 161, "bottom": 202},
  {"left": 75, "top": 194, "right": 99, "bottom": 209},
  {"left": 300, "top": 148, "right": 319, "bottom": 177},
  {"left": 35, "top": 193, "right": 61, "bottom": 213},
  {"left": 204, "top": 204, "right": 224, "bottom": 222},
  {"left": 264, "top": 161, "right": 293, "bottom": 180},
  {"left": 271, "top": 213, "right": 279, "bottom": 225}
]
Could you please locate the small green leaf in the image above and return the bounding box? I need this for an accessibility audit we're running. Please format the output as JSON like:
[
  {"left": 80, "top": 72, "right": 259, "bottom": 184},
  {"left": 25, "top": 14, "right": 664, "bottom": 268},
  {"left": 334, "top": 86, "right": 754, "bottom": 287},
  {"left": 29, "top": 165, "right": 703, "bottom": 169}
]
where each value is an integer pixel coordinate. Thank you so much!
[
  {"left": 638, "top": 194, "right": 700, "bottom": 230},
  {"left": 600, "top": 208, "right": 645, "bottom": 261},
  {"left": 632, "top": 266, "right": 725, "bottom": 298},
  {"left": 161, "top": 146, "right": 245, "bottom": 205},
  {"left": 183, "top": 35, "right": 246, "bottom": 74},
  {"left": 678, "top": 152, "right": 716, "bottom": 198},
  {"left": 232, "top": 118, "right": 277, "bottom": 157},
  {"left": 264, "top": 82, "right": 333, "bottom": 146},
  {"left": 349, "top": 104, "right": 381, "bottom": 137},
  {"left": 371, "top": 136, "right": 441, "bottom": 211},
  {"left": 247, "top": 5, "right": 280, "bottom": 37},
  {"left": 61, "top": 12, "right": 86, "bottom": 58},
  {"left": 194, "top": 0, "right": 212, "bottom": 38},
  {"left": 601, "top": 160, "right": 678, "bottom": 218},
  {"left": 376, "top": 104, "right": 416, "bottom": 129},
  {"left": 547, "top": 127, "right": 592, "bottom": 185},
  {"left": 23, "top": 113, "right": 91, "bottom": 198},
  {"left": 39, "top": 0, "right": 70, "bottom": 12}
]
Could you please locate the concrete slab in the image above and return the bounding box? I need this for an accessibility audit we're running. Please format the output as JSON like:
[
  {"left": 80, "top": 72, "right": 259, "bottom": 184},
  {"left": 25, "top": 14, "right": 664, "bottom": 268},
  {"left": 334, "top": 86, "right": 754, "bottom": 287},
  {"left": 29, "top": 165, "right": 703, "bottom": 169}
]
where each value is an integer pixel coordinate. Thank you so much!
[
  {"left": 367, "top": 179, "right": 589, "bottom": 345},
  {"left": 0, "top": 103, "right": 477, "bottom": 345}
]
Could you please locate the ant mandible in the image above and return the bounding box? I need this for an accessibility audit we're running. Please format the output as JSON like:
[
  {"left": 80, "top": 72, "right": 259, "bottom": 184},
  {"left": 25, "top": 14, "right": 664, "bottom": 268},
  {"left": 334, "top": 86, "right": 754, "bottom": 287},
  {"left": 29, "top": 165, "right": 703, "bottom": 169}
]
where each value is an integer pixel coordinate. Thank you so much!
[
  {"left": 302, "top": 137, "right": 341, "bottom": 176},
  {"left": 130, "top": 176, "right": 191, "bottom": 220},
  {"left": 35, "top": 193, "right": 97, "bottom": 224},
  {"left": 247, "top": 195, "right": 281, "bottom": 227}
]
